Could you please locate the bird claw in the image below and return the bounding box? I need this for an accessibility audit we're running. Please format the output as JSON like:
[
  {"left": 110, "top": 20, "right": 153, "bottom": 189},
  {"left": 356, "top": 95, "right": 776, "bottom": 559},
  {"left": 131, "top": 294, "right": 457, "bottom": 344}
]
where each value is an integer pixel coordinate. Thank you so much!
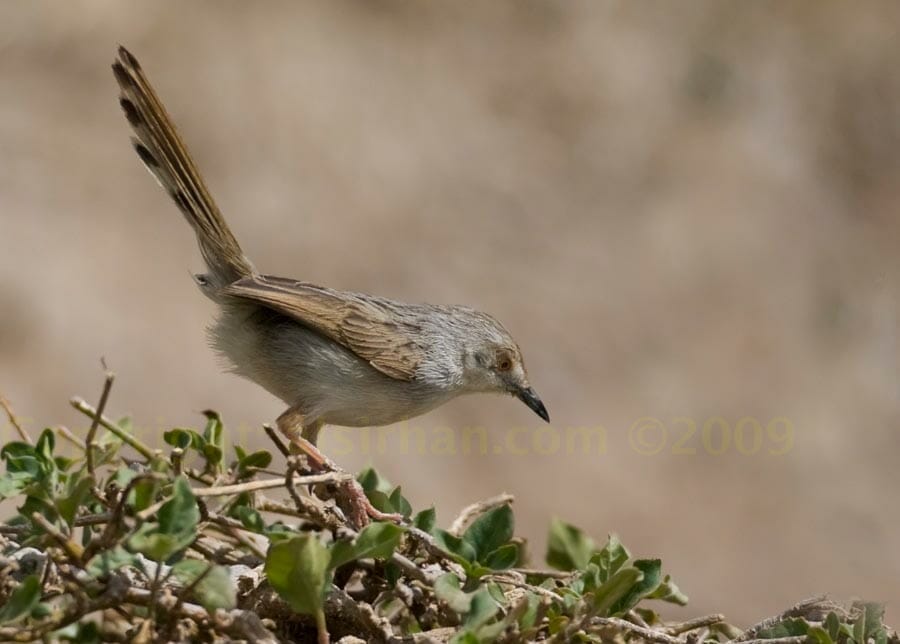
[{"left": 340, "top": 479, "right": 404, "bottom": 529}]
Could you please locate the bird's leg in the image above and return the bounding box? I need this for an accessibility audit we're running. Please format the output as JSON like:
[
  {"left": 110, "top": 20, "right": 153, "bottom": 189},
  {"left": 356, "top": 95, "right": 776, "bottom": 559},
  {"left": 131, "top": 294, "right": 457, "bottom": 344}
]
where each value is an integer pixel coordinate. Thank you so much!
[
  {"left": 275, "top": 407, "right": 403, "bottom": 528},
  {"left": 300, "top": 421, "right": 322, "bottom": 447}
]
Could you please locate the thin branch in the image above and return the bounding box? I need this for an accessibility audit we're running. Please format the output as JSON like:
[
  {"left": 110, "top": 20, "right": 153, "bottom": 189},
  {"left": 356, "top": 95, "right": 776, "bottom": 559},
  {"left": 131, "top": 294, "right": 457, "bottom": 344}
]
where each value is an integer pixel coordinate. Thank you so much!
[
  {"left": 0, "top": 525, "right": 27, "bottom": 535},
  {"left": 194, "top": 473, "right": 351, "bottom": 498},
  {"left": 627, "top": 609, "right": 651, "bottom": 629},
  {"left": 134, "top": 472, "right": 351, "bottom": 522},
  {"left": 74, "top": 512, "right": 114, "bottom": 527},
  {"left": 123, "top": 587, "right": 276, "bottom": 640},
  {"left": 257, "top": 497, "right": 428, "bottom": 583},
  {"left": 263, "top": 423, "right": 291, "bottom": 457},
  {"left": 55, "top": 425, "right": 86, "bottom": 450},
  {"left": 448, "top": 493, "right": 514, "bottom": 537},
  {"left": 206, "top": 514, "right": 267, "bottom": 560},
  {"left": 70, "top": 396, "right": 156, "bottom": 461},
  {"left": 589, "top": 617, "right": 684, "bottom": 644},
  {"left": 512, "top": 567, "right": 573, "bottom": 580},
  {"left": 396, "top": 552, "right": 434, "bottom": 584},
  {"left": 0, "top": 574, "right": 131, "bottom": 642},
  {"left": 171, "top": 447, "right": 184, "bottom": 477},
  {"left": 85, "top": 371, "right": 115, "bottom": 478},
  {"left": 666, "top": 613, "right": 725, "bottom": 635},
  {"left": 731, "top": 595, "right": 828, "bottom": 642},
  {"left": 405, "top": 525, "right": 462, "bottom": 564},
  {"left": 148, "top": 551, "right": 164, "bottom": 624},
  {"left": 31, "top": 513, "right": 84, "bottom": 561},
  {"left": 82, "top": 473, "right": 166, "bottom": 562},
  {"left": 285, "top": 457, "right": 346, "bottom": 531},
  {"left": 331, "top": 587, "right": 394, "bottom": 642},
  {"left": 483, "top": 573, "right": 564, "bottom": 603},
  {"left": 0, "top": 393, "right": 30, "bottom": 444},
  {"left": 166, "top": 560, "right": 216, "bottom": 641}
]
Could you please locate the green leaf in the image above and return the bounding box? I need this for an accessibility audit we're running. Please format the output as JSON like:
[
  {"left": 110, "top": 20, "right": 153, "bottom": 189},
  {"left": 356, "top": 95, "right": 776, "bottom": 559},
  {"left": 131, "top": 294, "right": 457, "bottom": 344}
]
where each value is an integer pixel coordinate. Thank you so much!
[
  {"left": 357, "top": 468, "right": 392, "bottom": 494},
  {"left": 484, "top": 543, "right": 519, "bottom": 571},
  {"left": 128, "top": 476, "right": 198, "bottom": 561},
  {"left": 591, "top": 566, "right": 643, "bottom": 616},
  {"left": 238, "top": 449, "right": 272, "bottom": 473},
  {"left": 434, "top": 529, "right": 477, "bottom": 564},
  {"left": 518, "top": 592, "right": 541, "bottom": 631},
  {"left": 54, "top": 621, "right": 101, "bottom": 643},
  {"left": 202, "top": 411, "right": 224, "bottom": 450},
  {"left": 21, "top": 494, "right": 57, "bottom": 527},
  {"left": 171, "top": 560, "right": 236, "bottom": 611},
  {"left": 413, "top": 507, "right": 436, "bottom": 534},
  {"left": 388, "top": 486, "right": 413, "bottom": 518},
  {"left": 577, "top": 562, "right": 599, "bottom": 595},
  {"left": 201, "top": 443, "right": 223, "bottom": 468},
  {"left": 35, "top": 429, "right": 55, "bottom": 462},
  {"left": 131, "top": 478, "right": 158, "bottom": 513},
  {"left": 463, "top": 504, "right": 514, "bottom": 562},
  {"left": 808, "top": 626, "right": 834, "bottom": 644},
  {"left": 30, "top": 603, "right": 51, "bottom": 619},
  {"left": 233, "top": 506, "right": 266, "bottom": 533},
  {"left": 264, "top": 522, "right": 296, "bottom": 542},
  {"left": 546, "top": 518, "right": 595, "bottom": 571},
  {"left": 85, "top": 546, "right": 142, "bottom": 578},
  {"left": 53, "top": 456, "right": 76, "bottom": 472},
  {"left": 647, "top": 574, "right": 688, "bottom": 605},
  {"left": 758, "top": 618, "right": 811, "bottom": 639},
  {"left": 853, "top": 607, "right": 866, "bottom": 644},
  {"left": 158, "top": 477, "right": 199, "bottom": 534},
  {"left": 451, "top": 633, "right": 480, "bottom": 644},
  {"left": 56, "top": 475, "right": 93, "bottom": 528},
  {"left": 852, "top": 602, "right": 886, "bottom": 644},
  {"left": 97, "top": 423, "right": 124, "bottom": 447},
  {"left": 0, "top": 575, "right": 41, "bottom": 624},
  {"left": 329, "top": 522, "right": 403, "bottom": 570},
  {"left": 130, "top": 457, "right": 169, "bottom": 512},
  {"left": 265, "top": 534, "right": 332, "bottom": 617},
  {"left": 434, "top": 573, "right": 471, "bottom": 613},
  {"left": 365, "top": 489, "right": 394, "bottom": 515},
  {"left": 163, "top": 429, "right": 193, "bottom": 449},
  {"left": 112, "top": 465, "right": 137, "bottom": 488},
  {"left": 825, "top": 612, "right": 842, "bottom": 640},
  {"left": 593, "top": 534, "right": 630, "bottom": 582},
  {"left": 609, "top": 558, "right": 661, "bottom": 615},
  {"left": 128, "top": 527, "right": 185, "bottom": 562},
  {"left": 384, "top": 561, "right": 402, "bottom": 586},
  {"left": 2, "top": 442, "right": 43, "bottom": 479},
  {"left": 464, "top": 588, "right": 499, "bottom": 629},
  {"left": 0, "top": 472, "right": 33, "bottom": 500}
]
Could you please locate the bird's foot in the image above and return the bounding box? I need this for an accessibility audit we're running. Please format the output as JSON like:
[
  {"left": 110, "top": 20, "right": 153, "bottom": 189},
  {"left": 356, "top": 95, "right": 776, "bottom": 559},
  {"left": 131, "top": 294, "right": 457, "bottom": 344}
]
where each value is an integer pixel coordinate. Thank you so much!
[
  {"left": 276, "top": 425, "right": 403, "bottom": 528},
  {"left": 339, "top": 479, "right": 405, "bottom": 529}
]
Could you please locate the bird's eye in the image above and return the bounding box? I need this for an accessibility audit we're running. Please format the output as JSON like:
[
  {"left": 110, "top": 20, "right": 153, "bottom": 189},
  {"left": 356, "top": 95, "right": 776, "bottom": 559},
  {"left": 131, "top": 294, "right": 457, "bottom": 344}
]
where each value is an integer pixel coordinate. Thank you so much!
[{"left": 498, "top": 357, "right": 513, "bottom": 372}]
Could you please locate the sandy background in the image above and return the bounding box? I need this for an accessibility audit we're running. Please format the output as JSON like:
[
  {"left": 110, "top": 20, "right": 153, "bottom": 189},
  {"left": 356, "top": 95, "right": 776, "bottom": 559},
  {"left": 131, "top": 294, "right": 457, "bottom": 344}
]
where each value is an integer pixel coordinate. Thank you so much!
[{"left": 1, "top": 1, "right": 898, "bottom": 625}]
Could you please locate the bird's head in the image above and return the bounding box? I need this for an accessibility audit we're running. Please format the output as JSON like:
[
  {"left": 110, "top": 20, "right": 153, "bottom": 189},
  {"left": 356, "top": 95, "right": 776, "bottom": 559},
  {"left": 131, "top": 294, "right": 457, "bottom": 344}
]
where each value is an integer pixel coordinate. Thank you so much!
[{"left": 457, "top": 314, "right": 549, "bottom": 423}]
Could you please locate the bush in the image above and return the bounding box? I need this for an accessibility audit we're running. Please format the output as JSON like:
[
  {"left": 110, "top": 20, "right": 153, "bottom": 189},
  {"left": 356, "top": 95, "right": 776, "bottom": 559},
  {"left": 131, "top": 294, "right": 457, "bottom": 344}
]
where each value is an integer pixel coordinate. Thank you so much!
[{"left": 0, "top": 380, "right": 895, "bottom": 643}]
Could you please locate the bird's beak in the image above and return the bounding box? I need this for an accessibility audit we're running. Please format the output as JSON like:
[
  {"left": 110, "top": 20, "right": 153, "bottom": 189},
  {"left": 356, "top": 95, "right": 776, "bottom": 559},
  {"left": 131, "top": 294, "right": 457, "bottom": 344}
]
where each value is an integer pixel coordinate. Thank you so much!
[{"left": 516, "top": 386, "right": 549, "bottom": 422}]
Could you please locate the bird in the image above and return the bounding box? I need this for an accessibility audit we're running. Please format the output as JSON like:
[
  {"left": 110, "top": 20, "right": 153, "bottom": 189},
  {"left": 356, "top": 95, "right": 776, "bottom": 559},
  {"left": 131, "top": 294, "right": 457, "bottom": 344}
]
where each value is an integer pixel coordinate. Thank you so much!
[{"left": 111, "top": 46, "right": 548, "bottom": 525}]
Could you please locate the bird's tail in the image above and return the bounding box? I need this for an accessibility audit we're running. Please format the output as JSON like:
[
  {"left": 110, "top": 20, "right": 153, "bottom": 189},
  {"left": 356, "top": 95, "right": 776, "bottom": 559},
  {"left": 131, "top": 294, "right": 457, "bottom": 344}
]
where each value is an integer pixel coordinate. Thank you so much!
[{"left": 112, "top": 46, "right": 254, "bottom": 289}]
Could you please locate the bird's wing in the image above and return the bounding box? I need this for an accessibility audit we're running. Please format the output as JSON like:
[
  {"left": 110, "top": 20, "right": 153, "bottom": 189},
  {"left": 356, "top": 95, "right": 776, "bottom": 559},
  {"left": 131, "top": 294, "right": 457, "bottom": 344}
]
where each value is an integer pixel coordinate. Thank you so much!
[{"left": 222, "top": 275, "right": 425, "bottom": 381}]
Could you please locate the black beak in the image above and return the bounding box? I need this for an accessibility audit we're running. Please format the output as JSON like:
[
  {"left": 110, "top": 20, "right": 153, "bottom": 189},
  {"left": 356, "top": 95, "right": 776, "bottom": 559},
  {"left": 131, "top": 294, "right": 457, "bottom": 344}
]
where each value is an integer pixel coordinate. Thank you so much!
[{"left": 516, "top": 386, "right": 549, "bottom": 422}]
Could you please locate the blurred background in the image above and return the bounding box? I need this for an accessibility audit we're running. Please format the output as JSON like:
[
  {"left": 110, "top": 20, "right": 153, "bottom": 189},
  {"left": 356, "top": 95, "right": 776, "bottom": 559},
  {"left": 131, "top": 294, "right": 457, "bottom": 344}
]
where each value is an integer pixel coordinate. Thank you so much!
[{"left": 1, "top": 0, "right": 899, "bottom": 625}]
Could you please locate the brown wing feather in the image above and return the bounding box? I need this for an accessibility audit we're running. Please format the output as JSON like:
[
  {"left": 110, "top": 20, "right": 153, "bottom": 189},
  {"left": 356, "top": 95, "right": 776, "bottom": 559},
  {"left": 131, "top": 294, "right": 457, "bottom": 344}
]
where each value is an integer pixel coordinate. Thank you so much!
[{"left": 222, "top": 276, "right": 424, "bottom": 380}]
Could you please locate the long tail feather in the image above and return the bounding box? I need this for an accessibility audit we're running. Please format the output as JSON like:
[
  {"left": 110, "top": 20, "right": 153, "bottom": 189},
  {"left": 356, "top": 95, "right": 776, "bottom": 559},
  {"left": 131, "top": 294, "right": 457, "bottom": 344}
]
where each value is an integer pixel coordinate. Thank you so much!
[{"left": 112, "top": 46, "right": 254, "bottom": 287}]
